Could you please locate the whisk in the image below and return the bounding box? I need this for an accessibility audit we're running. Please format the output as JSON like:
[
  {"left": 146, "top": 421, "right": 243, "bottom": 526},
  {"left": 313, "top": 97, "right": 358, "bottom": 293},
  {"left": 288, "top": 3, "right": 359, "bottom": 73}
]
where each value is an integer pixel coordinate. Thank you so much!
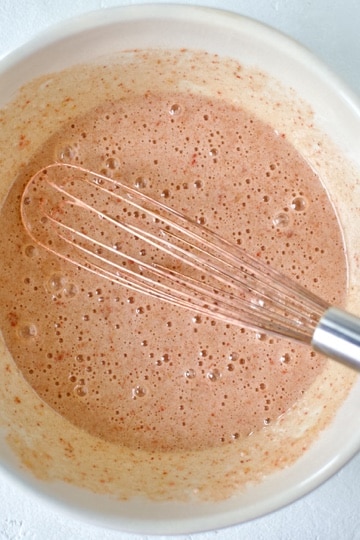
[{"left": 21, "top": 163, "right": 360, "bottom": 369}]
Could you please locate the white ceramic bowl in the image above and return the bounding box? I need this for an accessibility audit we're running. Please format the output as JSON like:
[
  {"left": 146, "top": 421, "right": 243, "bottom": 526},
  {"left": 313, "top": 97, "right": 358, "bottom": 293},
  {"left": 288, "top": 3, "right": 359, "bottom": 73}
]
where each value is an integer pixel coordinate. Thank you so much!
[{"left": 0, "top": 4, "right": 360, "bottom": 535}]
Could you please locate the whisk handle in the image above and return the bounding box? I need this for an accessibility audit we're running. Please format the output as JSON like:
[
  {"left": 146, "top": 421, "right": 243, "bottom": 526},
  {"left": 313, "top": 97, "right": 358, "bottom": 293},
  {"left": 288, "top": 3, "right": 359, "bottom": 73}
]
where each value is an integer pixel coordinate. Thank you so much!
[{"left": 312, "top": 307, "right": 360, "bottom": 370}]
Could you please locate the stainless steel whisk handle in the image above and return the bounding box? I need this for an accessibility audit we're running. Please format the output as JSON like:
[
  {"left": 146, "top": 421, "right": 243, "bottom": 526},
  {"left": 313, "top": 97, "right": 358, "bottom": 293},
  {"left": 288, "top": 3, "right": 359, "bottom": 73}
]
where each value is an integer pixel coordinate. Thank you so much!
[{"left": 312, "top": 307, "right": 360, "bottom": 369}]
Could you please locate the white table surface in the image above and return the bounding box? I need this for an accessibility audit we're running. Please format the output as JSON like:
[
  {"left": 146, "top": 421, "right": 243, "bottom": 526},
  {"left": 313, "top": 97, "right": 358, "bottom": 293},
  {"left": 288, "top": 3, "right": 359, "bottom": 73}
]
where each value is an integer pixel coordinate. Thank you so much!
[{"left": 1, "top": 1, "right": 360, "bottom": 539}]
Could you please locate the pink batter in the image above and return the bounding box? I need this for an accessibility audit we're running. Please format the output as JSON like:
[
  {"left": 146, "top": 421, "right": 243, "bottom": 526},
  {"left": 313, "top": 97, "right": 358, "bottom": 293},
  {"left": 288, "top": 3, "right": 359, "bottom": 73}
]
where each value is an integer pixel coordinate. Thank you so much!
[{"left": 0, "top": 90, "right": 346, "bottom": 453}]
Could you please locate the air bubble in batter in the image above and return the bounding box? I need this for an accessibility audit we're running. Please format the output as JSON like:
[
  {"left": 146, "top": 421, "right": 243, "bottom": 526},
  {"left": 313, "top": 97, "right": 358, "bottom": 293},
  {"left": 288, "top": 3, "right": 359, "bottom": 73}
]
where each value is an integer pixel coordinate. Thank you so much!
[
  {"left": 169, "top": 104, "right": 181, "bottom": 116},
  {"left": 135, "top": 176, "right": 147, "bottom": 189},
  {"left": 93, "top": 175, "right": 105, "bottom": 185},
  {"left": 273, "top": 212, "right": 290, "bottom": 228},
  {"left": 207, "top": 369, "right": 221, "bottom": 382},
  {"left": 291, "top": 196, "right": 307, "bottom": 212},
  {"left": 132, "top": 385, "right": 147, "bottom": 399},
  {"left": 19, "top": 323, "right": 37, "bottom": 339},
  {"left": 47, "top": 274, "right": 66, "bottom": 293},
  {"left": 57, "top": 143, "right": 79, "bottom": 162},
  {"left": 185, "top": 369, "right": 196, "bottom": 379},
  {"left": 63, "top": 283, "right": 78, "bottom": 299},
  {"left": 105, "top": 157, "right": 119, "bottom": 170},
  {"left": 24, "top": 245, "right": 38, "bottom": 258},
  {"left": 280, "top": 353, "right": 291, "bottom": 364},
  {"left": 74, "top": 384, "right": 88, "bottom": 397}
]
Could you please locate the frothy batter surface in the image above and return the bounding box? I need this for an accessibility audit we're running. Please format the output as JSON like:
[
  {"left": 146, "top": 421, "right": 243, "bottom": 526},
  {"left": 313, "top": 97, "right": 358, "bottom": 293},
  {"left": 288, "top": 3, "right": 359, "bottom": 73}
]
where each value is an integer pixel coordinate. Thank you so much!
[{"left": 0, "top": 89, "right": 347, "bottom": 452}]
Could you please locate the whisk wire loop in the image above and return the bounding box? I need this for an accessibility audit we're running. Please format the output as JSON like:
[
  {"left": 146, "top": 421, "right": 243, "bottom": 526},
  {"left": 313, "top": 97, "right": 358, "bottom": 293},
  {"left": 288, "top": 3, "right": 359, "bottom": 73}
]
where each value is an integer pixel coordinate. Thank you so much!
[{"left": 21, "top": 163, "right": 329, "bottom": 344}]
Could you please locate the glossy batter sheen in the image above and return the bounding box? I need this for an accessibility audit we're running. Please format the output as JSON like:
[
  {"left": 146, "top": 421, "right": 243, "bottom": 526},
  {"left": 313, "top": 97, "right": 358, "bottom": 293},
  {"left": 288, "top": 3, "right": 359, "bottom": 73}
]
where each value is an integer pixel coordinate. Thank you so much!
[{"left": 0, "top": 88, "right": 346, "bottom": 453}]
